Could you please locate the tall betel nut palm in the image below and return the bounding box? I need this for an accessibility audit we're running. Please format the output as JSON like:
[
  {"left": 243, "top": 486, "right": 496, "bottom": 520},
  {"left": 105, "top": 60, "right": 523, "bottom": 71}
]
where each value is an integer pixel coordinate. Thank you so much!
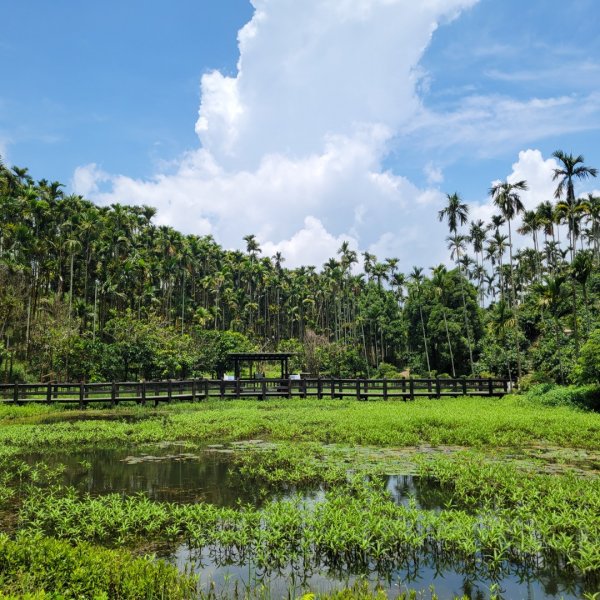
[
  {"left": 489, "top": 179, "right": 527, "bottom": 306},
  {"left": 552, "top": 150, "right": 597, "bottom": 262},
  {"left": 489, "top": 178, "right": 527, "bottom": 380},
  {"left": 438, "top": 192, "right": 474, "bottom": 374},
  {"left": 438, "top": 192, "right": 469, "bottom": 234}
]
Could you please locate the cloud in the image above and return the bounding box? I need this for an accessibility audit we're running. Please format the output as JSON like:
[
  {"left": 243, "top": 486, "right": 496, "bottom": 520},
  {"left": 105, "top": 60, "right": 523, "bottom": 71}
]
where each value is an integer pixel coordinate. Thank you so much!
[
  {"left": 408, "top": 93, "right": 600, "bottom": 158},
  {"left": 424, "top": 162, "right": 444, "bottom": 185},
  {"left": 261, "top": 216, "right": 359, "bottom": 269},
  {"left": 72, "top": 163, "right": 112, "bottom": 197},
  {"left": 75, "top": 0, "right": 477, "bottom": 268},
  {"left": 0, "top": 134, "right": 10, "bottom": 163}
]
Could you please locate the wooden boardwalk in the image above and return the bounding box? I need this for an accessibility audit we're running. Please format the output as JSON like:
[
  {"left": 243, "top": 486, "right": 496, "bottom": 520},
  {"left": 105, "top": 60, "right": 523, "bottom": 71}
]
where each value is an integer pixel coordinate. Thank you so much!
[{"left": 0, "top": 377, "right": 513, "bottom": 408}]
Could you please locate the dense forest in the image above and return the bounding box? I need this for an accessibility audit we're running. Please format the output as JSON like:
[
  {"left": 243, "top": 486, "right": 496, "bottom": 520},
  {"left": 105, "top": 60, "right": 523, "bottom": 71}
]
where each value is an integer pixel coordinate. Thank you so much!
[{"left": 1, "top": 152, "right": 599, "bottom": 385}]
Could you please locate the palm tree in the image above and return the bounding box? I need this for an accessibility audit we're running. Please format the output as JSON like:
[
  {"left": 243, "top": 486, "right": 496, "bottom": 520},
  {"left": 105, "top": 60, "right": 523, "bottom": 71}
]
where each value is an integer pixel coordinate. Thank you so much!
[
  {"left": 489, "top": 179, "right": 528, "bottom": 307},
  {"left": 518, "top": 210, "right": 543, "bottom": 280},
  {"left": 488, "top": 299, "right": 516, "bottom": 381},
  {"left": 439, "top": 194, "right": 475, "bottom": 373},
  {"left": 469, "top": 219, "right": 488, "bottom": 269},
  {"left": 438, "top": 193, "right": 469, "bottom": 234},
  {"left": 409, "top": 267, "right": 431, "bottom": 377},
  {"left": 536, "top": 201, "right": 557, "bottom": 263},
  {"left": 580, "top": 193, "right": 600, "bottom": 259},
  {"left": 430, "top": 265, "right": 456, "bottom": 377},
  {"left": 535, "top": 275, "right": 568, "bottom": 383},
  {"left": 552, "top": 150, "right": 598, "bottom": 262}
]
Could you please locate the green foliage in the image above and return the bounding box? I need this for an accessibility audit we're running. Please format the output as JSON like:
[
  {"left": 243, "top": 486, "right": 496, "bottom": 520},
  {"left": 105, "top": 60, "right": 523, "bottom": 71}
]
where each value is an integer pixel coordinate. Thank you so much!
[
  {"left": 520, "top": 383, "right": 600, "bottom": 410},
  {"left": 277, "top": 339, "right": 304, "bottom": 377},
  {"left": 405, "top": 269, "right": 483, "bottom": 376},
  {"left": 15, "top": 459, "right": 600, "bottom": 579},
  {"left": 373, "top": 362, "right": 402, "bottom": 378},
  {"left": 575, "top": 327, "right": 600, "bottom": 384},
  {"left": 1, "top": 397, "right": 598, "bottom": 450},
  {"left": 0, "top": 534, "right": 197, "bottom": 599},
  {"left": 192, "top": 329, "right": 254, "bottom": 377},
  {"left": 315, "top": 342, "right": 368, "bottom": 377},
  {"left": 230, "top": 443, "right": 347, "bottom": 488}
]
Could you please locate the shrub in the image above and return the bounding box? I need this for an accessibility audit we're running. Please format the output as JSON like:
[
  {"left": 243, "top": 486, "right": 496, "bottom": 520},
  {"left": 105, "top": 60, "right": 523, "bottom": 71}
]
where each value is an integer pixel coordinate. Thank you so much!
[
  {"left": 374, "top": 362, "right": 402, "bottom": 379},
  {"left": 574, "top": 328, "right": 600, "bottom": 384},
  {"left": 0, "top": 534, "right": 197, "bottom": 599},
  {"left": 520, "top": 383, "right": 600, "bottom": 410}
]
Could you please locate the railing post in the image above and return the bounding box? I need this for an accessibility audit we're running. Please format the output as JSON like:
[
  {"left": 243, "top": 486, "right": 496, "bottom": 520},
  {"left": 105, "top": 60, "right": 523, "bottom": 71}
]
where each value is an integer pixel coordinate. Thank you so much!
[
  {"left": 141, "top": 380, "right": 147, "bottom": 405},
  {"left": 435, "top": 377, "right": 441, "bottom": 399},
  {"left": 355, "top": 379, "right": 361, "bottom": 401},
  {"left": 79, "top": 382, "right": 85, "bottom": 409},
  {"left": 287, "top": 377, "right": 292, "bottom": 399},
  {"left": 235, "top": 378, "right": 241, "bottom": 399},
  {"left": 13, "top": 382, "right": 19, "bottom": 405},
  {"left": 191, "top": 379, "right": 196, "bottom": 403},
  {"left": 330, "top": 378, "right": 335, "bottom": 399},
  {"left": 383, "top": 378, "right": 388, "bottom": 401},
  {"left": 462, "top": 377, "right": 467, "bottom": 396},
  {"left": 488, "top": 377, "right": 493, "bottom": 396},
  {"left": 317, "top": 377, "right": 322, "bottom": 400},
  {"left": 46, "top": 382, "right": 52, "bottom": 404},
  {"left": 409, "top": 378, "right": 414, "bottom": 401},
  {"left": 111, "top": 382, "right": 116, "bottom": 408},
  {"left": 220, "top": 379, "right": 225, "bottom": 400},
  {"left": 204, "top": 379, "right": 209, "bottom": 400},
  {"left": 503, "top": 379, "right": 508, "bottom": 393},
  {"left": 301, "top": 377, "right": 307, "bottom": 399},
  {"left": 401, "top": 377, "right": 406, "bottom": 394},
  {"left": 167, "top": 380, "right": 173, "bottom": 403},
  {"left": 261, "top": 378, "right": 267, "bottom": 401}
]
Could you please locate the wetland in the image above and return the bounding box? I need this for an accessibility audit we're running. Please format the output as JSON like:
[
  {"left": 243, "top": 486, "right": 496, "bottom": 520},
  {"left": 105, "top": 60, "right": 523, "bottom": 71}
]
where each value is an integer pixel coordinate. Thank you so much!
[{"left": 0, "top": 397, "right": 598, "bottom": 599}]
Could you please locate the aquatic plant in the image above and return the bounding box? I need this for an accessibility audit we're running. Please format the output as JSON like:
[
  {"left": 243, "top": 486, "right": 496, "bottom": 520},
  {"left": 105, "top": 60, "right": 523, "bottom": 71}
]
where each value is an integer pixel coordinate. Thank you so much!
[
  {"left": 1, "top": 396, "right": 599, "bottom": 451},
  {"left": 0, "top": 534, "right": 197, "bottom": 599}
]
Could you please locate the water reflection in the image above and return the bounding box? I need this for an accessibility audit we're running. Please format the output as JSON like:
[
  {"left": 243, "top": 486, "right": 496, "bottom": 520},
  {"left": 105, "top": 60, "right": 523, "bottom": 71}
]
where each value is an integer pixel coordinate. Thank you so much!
[
  {"left": 171, "top": 543, "right": 589, "bottom": 600},
  {"left": 19, "top": 446, "right": 597, "bottom": 599}
]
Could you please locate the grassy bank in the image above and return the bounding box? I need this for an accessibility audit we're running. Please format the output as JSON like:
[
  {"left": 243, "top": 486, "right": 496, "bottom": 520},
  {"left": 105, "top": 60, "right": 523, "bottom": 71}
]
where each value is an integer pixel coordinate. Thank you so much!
[{"left": 0, "top": 395, "right": 598, "bottom": 452}]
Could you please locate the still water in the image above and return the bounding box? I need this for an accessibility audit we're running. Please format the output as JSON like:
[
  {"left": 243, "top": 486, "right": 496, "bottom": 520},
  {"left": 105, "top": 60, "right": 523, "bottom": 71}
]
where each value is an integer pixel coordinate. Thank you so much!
[{"left": 21, "top": 444, "right": 595, "bottom": 599}]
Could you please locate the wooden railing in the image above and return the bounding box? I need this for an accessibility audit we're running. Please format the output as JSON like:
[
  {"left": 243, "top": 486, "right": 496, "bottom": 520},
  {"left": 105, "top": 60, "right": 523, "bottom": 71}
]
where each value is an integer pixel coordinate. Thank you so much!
[{"left": 0, "top": 377, "right": 514, "bottom": 407}]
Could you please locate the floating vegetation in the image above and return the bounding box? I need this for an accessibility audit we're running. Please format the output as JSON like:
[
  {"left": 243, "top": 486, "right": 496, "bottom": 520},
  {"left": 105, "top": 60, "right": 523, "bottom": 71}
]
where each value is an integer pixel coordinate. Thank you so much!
[
  {"left": 1, "top": 398, "right": 599, "bottom": 598},
  {"left": 14, "top": 460, "right": 599, "bottom": 595}
]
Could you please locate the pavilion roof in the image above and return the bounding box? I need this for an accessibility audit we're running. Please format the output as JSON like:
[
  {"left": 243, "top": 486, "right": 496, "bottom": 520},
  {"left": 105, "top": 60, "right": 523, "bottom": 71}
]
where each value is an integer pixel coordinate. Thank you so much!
[{"left": 227, "top": 352, "right": 295, "bottom": 361}]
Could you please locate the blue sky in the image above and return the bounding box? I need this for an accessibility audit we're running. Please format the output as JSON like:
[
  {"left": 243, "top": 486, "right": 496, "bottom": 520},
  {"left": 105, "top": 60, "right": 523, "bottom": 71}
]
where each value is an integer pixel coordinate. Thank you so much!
[{"left": 1, "top": 0, "right": 599, "bottom": 267}]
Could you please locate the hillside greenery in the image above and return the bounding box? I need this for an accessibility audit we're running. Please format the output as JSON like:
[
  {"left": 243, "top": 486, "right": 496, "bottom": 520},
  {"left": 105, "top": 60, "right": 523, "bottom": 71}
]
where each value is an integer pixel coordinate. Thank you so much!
[{"left": 1, "top": 152, "right": 599, "bottom": 386}]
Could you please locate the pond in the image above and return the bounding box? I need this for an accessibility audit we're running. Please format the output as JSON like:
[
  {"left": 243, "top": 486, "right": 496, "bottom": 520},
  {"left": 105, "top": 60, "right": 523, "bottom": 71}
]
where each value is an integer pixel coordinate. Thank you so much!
[
  {"left": 19, "top": 444, "right": 595, "bottom": 599},
  {"left": 172, "top": 545, "right": 585, "bottom": 600}
]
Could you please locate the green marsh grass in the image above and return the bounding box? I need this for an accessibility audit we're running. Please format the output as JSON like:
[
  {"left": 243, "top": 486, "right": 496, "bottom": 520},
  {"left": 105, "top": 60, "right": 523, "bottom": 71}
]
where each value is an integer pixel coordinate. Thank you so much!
[
  {"left": 1, "top": 396, "right": 598, "bottom": 450},
  {"left": 1, "top": 396, "right": 599, "bottom": 598},
  {"left": 16, "top": 459, "right": 600, "bottom": 579},
  {"left": 0, "top": 534, "right": 197, "bottom": 599}
]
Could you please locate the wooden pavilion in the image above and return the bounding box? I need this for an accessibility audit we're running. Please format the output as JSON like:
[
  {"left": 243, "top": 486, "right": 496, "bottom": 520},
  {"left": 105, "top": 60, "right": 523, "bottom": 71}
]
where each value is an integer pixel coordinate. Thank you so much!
[{"left": 227, "top": 352, "right": 294, "bottom": 380}]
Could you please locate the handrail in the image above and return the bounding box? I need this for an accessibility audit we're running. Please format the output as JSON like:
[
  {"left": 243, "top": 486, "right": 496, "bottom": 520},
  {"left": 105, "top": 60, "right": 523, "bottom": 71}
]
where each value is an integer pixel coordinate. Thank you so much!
[{"left": 0, "top": 376, "right": 515, "bottom": 406}]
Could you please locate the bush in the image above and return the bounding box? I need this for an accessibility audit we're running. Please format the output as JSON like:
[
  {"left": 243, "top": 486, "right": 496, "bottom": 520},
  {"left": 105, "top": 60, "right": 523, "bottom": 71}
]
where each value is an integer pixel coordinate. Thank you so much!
[
  {"left": 0, "top": 534, "right": 196, "bottom": 599},
  {"left": 374, "top": 362, "right": 402, "bottom": 379},
  {"left": 574, "top": 328, "right": 600, "bottom": 384},
  {"left": 517, "top": 372, "right": 553, "bottom": 393},
  {"left": 520, "top": 383, "right": 600, "bottom": 411}
]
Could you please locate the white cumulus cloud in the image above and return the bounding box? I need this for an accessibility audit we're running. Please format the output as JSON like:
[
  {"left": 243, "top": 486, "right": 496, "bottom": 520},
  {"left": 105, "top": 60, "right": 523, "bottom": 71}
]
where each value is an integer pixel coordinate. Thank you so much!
[{"left": 72, "top": 0, "right": 482, "bottom": 268}]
